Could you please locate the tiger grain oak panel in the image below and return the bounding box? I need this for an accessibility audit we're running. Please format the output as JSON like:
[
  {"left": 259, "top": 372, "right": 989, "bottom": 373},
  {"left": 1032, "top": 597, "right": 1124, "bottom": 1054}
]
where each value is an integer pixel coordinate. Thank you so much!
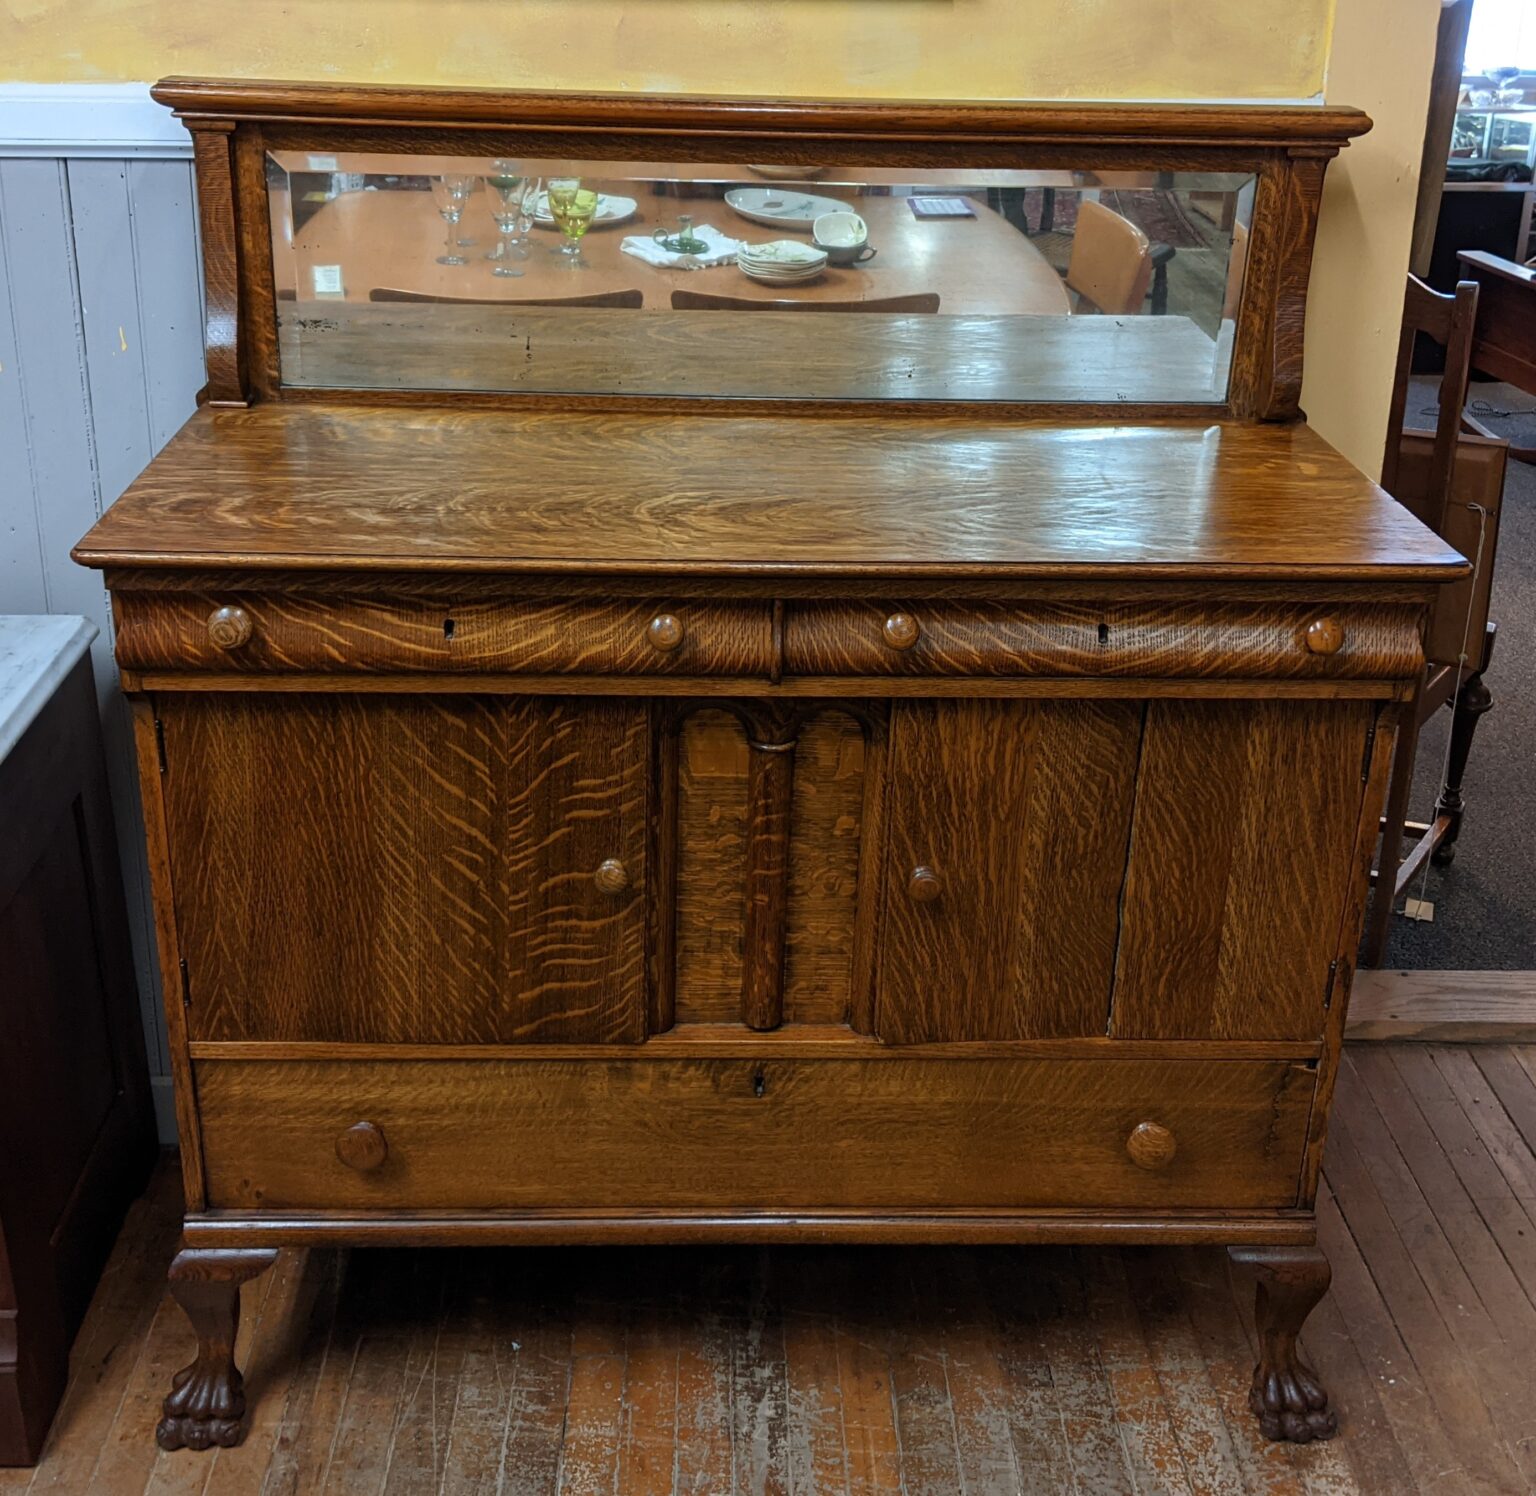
[
  {"left": 1109, "top": 699, "right": 1373, "bottom": 1041},
  {"left": 160, "top": 694, "right": 648, "bottom": 1043},
  {"left": 115, "top": 593, "right": 773, "bottom": 676},
  {"left": 673, "top": 708, "right": 866, "bottom": 1027},
  {"left": 784, "top": 599, "right": 1423, "bottom": 680},
  {"left": 876, "top": 699, "right": 1141, "bottom": 1042},
  {"left": 194, "top": 1056, "right": 1316, "bottom": 1212}
]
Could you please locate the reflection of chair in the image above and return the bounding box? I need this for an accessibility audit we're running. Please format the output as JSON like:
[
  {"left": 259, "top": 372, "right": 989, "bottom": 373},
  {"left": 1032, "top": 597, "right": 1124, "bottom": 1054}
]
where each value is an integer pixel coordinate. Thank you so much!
[
  {"left": 1363, "top": 274, "right": 1506, "bottom": 965},
  {"left": 670, "top": 290, "right": 940, "bottom": 313},
  {"left": 368, "top": 287, "right": 644, "bottom": 308},
  {"left": 1064, "top": 200, "right": 1154, "bottom": 315},
  {"left": 1222, "top": 220, "right": 1249, "bottom": 322}
]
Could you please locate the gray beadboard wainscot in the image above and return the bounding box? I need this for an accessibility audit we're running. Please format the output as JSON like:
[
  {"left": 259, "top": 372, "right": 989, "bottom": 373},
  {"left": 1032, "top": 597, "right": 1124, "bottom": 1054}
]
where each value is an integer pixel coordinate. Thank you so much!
[{"left": 1, "top": 86, "right": 204, "bottom": 1138}]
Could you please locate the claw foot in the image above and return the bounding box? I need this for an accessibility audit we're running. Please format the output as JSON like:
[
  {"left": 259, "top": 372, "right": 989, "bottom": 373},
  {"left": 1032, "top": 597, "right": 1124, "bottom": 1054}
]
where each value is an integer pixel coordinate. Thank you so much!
[
  {"left": 155, "top": 1358, "right": 249, "bottom": 1449},
  {"left": 1230, "top": 1244, "right": 1337, "bottom": 1444},
  {"left": 1249, "top": 1359, "right": 1337, "bottom": 1443},
  {"left": 156, "top": 1247, "right": 276, "bottom": 1451}
]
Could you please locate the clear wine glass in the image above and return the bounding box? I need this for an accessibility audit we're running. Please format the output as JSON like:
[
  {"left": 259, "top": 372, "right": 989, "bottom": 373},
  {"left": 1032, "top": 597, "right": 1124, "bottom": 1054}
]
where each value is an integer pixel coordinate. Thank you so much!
[
  {"left": 487, "top": 170, "right": 529, "bottom": 275},
  {"left": 431, "top": 175, "right": 474, "bottom": 266}
]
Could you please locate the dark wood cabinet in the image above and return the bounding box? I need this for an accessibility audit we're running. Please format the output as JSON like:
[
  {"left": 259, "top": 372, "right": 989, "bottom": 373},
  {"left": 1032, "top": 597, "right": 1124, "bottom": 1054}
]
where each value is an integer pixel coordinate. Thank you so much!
[
  {"left": 71, "top": 79, "right": 1466, "bottom": 1456},
  {"left": 0, "top": 623, "right": 157, "bottom": 1464}
]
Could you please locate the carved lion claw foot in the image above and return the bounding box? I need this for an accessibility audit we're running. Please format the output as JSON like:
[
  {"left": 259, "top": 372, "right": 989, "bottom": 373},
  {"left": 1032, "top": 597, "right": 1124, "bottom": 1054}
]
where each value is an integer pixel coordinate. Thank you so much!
[
  {"left": 1249, "top": 1358, "right": 1337, "bottom": 1443},
  {"left": 1230, "top": 1244, "right": 1337, "bottom": 1444},
  {"left": 155, "top": 1247, "right": 276, "bottom": 1451},
  {"left": 155, "top": 1359, "right": 248, "bottom": 1450}
]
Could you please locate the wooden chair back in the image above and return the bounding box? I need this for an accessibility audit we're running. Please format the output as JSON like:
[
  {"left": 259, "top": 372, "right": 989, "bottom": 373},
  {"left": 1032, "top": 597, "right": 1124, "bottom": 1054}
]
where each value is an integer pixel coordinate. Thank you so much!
[
  {"left": 1222, "top": 220, "right": 1249, "bottom": 322},
  {"left": 1380, "top": 274, "right": 1478, "bottom": 530},
  {"left": 670, "top": 291, "right": 941, "bottom": 314},
  {"left": 1064, "top": 200, "right": 1153, "bottom": 315},
  {"left": 369, "top": 287, "right": 644, "bottom": 309}
]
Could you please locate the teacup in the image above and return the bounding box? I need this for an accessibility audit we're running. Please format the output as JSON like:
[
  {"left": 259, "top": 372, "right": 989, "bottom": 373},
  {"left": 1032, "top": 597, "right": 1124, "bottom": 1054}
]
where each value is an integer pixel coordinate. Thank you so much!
[{"left": 813, "top": 211, "right": 876, "bottom": 265}]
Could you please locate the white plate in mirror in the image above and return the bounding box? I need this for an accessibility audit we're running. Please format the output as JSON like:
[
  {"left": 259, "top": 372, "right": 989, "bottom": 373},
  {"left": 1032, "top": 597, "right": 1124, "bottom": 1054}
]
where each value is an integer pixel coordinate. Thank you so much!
[{"left": 726, "top": 187, "right": 853, "bottom": 230}]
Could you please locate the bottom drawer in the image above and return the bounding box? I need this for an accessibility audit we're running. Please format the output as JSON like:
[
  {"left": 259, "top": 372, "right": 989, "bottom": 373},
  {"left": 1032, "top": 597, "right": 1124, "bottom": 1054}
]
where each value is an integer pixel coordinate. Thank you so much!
[{"left": 196, "top": 1057, "right": 1315, "bottom": 1213}]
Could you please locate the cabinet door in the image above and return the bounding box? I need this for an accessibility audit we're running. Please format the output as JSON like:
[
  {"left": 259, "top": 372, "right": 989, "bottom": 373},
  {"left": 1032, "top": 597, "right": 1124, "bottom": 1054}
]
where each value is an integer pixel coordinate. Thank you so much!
[
  {"left": 161, "top": 695, "right": 648, "bottom": 1043},
  {"left": 1109, "top": 700, "right": 1373, "bottom": 1040},
  {"left": 875, "top": 698, "right": 1142, "bottom": 1042}
]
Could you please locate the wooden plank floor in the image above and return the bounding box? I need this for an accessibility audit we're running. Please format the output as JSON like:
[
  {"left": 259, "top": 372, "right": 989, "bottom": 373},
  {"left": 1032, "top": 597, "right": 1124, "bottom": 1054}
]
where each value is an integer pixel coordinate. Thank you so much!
[{"left": 9, "top": 1042, "right": 1536, "bottom": 1495}]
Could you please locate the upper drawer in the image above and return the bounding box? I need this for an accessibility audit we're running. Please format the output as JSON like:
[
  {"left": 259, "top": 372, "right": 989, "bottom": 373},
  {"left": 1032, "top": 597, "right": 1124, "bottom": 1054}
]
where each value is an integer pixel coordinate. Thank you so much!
[
  {"left": 784, "top": 599, "right": 1424, "bottom": 679},
  {"left": 114, "top": 593, "right": 775, "bottom": 676}
]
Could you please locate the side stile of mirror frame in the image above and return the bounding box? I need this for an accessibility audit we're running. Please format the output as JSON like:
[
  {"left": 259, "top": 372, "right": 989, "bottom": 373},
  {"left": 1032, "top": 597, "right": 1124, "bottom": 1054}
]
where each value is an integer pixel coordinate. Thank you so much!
[{"left": 156, "top": 79, "right": 1371, "bottom": 420}]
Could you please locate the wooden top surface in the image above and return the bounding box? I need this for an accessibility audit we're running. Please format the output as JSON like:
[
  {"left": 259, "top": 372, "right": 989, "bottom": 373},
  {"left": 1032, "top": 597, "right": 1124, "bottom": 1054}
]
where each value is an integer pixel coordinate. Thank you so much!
[
  {"left": 273, "top": 182, "right": 1073, "bottom": 316},
  {"left": 75, "top": 405, "right": 1463, "bottom": 582}
]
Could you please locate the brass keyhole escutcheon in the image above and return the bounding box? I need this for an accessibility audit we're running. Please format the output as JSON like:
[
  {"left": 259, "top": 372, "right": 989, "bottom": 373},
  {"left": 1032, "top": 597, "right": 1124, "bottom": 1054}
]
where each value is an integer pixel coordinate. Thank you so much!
[
  {"left": 335, "top": 1120, "right": 388, "bottom": 1172},
  {"left": 594, "top": 857, "right": 629, "bottom": 895},
  {"left": 908, "top": 865, "right": 942, "bottom": 903},
  {"left": 883, "top": 612, "right": 920, "bottom": 651},
  {"left": 207, "top": 604, "right": 254, "bottom": 651},
  {"left": 1126, "top": 1121, "right": 1177, "bottom": 1171},
  {"left": 647, "top": 613, "right": 684, "bottom": 652}
]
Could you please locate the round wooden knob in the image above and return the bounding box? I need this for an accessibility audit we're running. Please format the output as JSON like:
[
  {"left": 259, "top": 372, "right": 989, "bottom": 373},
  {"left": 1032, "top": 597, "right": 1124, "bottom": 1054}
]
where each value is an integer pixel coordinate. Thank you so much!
[
  {"left": 883, "top": 612, "right": 920, "bottom": 651},
  {"left": 647, "top": 614, "right": 684, "bottom": 652},
  {"left": 1303, "top": 617, "right": 1345, "bottom": 656},
  {"left": 594, "top": 857, "right": 629, "bottom": 895},
  {"left": 206, "top": 605, "right": 253, "bottom": 651},
  {"left": 1126, "top": 1121, "right": 1177, "bottom": 1171},
  {"left": 908, "top": 865, "right": 942, "bottom": 903},
  {"left": 335, "top": 1121, "right": 388, "bottom": 1172}
]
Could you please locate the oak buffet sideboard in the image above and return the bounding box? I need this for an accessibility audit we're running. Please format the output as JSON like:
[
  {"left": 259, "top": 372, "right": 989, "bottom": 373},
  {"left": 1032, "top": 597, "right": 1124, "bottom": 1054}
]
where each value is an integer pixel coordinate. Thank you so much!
[{"left": 73, "top": 78, "right": 1465, "bottom": 1451}]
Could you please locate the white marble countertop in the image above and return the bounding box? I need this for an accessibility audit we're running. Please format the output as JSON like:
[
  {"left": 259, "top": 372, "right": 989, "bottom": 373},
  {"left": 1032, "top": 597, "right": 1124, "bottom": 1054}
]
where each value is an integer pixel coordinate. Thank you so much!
[{"left": 0, "top": 615, "right": 99, "bottom": 764}]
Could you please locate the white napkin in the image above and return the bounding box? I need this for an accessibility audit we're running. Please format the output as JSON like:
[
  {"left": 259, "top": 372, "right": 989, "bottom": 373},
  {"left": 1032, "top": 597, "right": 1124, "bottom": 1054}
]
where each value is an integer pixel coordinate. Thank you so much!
[{"left": 621, "top": 224, "right": 747, "bottom": 270}]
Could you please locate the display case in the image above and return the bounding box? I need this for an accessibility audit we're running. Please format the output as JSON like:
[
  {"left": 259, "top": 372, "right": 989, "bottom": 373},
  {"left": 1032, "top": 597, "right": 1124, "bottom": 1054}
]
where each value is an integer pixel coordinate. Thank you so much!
[{"left": 73, "top": 79, "right": 1466, "bottom": 1454}]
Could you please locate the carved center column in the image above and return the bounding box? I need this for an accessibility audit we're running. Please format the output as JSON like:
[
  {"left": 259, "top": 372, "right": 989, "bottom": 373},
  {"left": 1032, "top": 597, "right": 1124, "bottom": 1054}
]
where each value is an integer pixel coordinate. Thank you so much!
[{"left": 740, "top": 704, "right": 801, "bottom": 1031}]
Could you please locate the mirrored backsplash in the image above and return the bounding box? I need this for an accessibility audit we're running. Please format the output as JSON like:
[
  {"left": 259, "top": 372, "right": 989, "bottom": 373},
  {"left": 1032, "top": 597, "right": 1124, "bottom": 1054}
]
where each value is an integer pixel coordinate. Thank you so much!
[{"left": 268, "top": 153, "right": 1254, "bottom": 404}]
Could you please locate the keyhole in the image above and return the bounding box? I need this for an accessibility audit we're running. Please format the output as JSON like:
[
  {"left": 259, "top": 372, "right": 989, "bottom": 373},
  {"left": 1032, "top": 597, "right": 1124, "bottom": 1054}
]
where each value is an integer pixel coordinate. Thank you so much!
[
  {"left": 1097, "top": 622, "right": 1110, "bottom": 645},
  {"left": 443, "top": 617, "right": 456, "bottom": 639},
  {"left": 753, "top": 1067, "right": 767, "bottom": 1098}
]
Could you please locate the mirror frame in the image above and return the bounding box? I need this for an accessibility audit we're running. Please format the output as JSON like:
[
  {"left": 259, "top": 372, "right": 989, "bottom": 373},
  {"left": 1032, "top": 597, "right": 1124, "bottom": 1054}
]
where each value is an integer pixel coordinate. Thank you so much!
[{"left": 154, "top": 76, "right": 1370, "bottom": 420}]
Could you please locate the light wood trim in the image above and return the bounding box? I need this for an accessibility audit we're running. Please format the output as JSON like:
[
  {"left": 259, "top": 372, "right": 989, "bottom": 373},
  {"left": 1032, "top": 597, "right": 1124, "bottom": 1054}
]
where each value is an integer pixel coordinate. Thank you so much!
[
  {"left": 1344, "top": 969, "right": 1536, "bottom": 1041},
  {"left": 152, "top": 78, "right": 1371, "bottom": 148},
  {"left": 186, "top": 1032, "right": 1322, "bottom": 1062},
  {"left": 120, "top": 671, "right": 1411, "bottom": 701},
  {"left": 129, "top": 698, "right": 207, "bottom": 1210},
  {"left": 179, "top": 1210, "right": 1318, "bottom": 1248}
]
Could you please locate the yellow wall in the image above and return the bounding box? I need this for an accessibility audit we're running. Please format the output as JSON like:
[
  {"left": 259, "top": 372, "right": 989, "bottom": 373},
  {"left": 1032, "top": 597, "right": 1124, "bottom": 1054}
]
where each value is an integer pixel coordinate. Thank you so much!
[
  {"left": 1300, "top": 0, "right": 1440, "bottom": 477},
  {"left": 4, "top": 1, "right": 1331, "bottom": 99}
]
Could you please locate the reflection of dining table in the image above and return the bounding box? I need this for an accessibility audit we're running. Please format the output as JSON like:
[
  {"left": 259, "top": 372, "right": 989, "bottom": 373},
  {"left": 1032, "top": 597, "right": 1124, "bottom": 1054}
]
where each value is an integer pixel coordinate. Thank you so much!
[{"left": 270, "top": 177, "right": 1073, "bottom": 316}]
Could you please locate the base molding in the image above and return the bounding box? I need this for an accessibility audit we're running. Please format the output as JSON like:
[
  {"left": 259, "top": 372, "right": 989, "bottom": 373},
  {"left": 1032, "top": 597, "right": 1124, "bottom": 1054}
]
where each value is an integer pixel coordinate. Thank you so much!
[
  {"left": 179, "top": 1209, "right": 1317, "bottom": 1249},
  {"left": 1345, "top": 968, "right": 1536, "bottom": 1041}
]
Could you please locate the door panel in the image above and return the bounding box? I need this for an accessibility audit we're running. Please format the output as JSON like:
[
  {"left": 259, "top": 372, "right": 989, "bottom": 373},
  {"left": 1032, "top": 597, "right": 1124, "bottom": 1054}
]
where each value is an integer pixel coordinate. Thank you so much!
[
  {"left": 876, "top": 698, "right": 1142, "bottom": 1042},
  {"left": 162, "top": 694, "right": 648, "bottom": 1043},
  {"left": 1109, "top": 699, "right": 1372, "bottom": 1040}
]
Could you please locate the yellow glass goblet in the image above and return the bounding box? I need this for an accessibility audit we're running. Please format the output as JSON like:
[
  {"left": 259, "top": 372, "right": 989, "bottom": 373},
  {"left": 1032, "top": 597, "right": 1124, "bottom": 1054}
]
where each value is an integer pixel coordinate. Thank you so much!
[{"left": 547, "top": 178, "right": 600, "bottom": 263}]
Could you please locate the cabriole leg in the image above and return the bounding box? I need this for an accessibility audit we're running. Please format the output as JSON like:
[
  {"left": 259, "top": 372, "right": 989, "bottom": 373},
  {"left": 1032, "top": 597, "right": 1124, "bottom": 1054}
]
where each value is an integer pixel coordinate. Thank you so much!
[
  {"left": 1229, "top": 1244, "right": 1337, "bottom": 1443},
  {"left": 156, "top": 1247, "right": 278, "bottom": 1451}
]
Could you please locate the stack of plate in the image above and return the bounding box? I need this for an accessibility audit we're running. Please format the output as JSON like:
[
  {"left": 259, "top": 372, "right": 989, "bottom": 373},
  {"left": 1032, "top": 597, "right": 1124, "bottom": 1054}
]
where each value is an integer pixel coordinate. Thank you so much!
[{"left": 737, "top": 240, "right": 828, "bottom": 286}]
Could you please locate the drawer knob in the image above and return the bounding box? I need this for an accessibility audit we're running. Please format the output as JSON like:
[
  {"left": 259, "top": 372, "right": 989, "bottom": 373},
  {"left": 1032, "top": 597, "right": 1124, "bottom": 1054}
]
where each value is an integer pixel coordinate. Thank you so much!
[
  {"left": 1126, "top": 1121, "right": 1177, "bottom": 1171},
  {"left": 335, "top": 1121, "right": 388, "bottom": 1172},
  {"left": 883, "top": 612, "right": 920, "bottom": 651},
  {"left": 908, "top": 865, "right": 942, "bottom": 903},
  {"left": 647, "top": 613, "right": 684, "bottom": 652},
  {"left": 594, "top": 857, "right": 630, "bottom": 895},
  {"left": 1303, "top": 617, "right": 1345, "bottom": 656},
  {"left": 206, "top": 605, "right": 253, "bottom": 651}
]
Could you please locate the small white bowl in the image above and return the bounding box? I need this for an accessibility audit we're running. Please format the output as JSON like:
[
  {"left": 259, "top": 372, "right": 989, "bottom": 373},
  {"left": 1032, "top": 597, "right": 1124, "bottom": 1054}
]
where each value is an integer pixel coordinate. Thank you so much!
[{"left": 812, "top": 211, "right": 875, "bottom": 265}]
